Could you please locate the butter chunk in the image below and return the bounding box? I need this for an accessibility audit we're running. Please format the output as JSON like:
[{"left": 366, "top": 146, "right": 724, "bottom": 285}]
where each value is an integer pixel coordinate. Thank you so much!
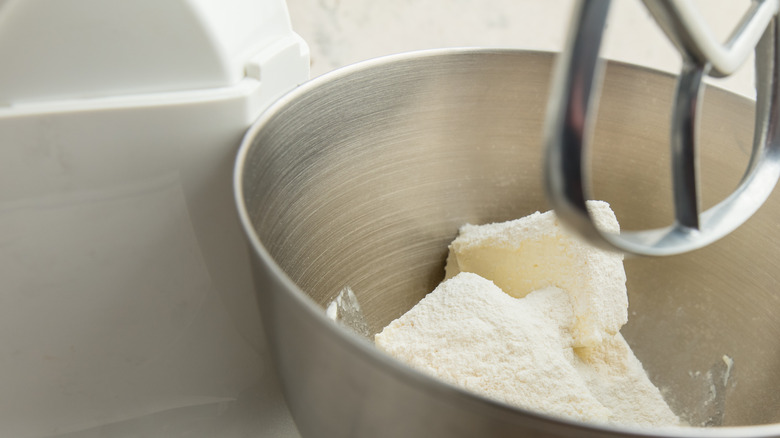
[{"left": 444, "top": 200, "right": 627, "bottom": 347}]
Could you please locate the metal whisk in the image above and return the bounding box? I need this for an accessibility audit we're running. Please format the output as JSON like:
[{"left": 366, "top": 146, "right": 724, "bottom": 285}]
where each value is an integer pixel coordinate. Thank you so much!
[{"left": 545, "top": 0, "right": 780, "bottom": 256}]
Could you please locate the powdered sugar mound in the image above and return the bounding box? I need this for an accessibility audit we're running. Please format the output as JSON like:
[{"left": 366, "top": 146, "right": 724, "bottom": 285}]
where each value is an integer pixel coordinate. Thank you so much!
[
  {"left": 576, "top": 333, "right": 681, "bottom": 426},
  {"left": 375, "top": 272, "right": 680, "bottom": 427},
  {"left": 375, "top": 272, "right": 612, "bottom": 423}
]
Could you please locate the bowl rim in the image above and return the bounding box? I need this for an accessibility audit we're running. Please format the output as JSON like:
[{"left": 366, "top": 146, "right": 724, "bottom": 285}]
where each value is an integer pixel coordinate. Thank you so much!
[{"left": 233, "top": 47, "right": 779, "bottom": 437}]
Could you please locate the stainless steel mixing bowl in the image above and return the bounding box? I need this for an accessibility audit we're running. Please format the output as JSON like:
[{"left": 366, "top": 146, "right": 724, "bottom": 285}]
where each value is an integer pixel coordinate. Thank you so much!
[{"left": 234, "top": 49, "right": 780, "bottom": 437}]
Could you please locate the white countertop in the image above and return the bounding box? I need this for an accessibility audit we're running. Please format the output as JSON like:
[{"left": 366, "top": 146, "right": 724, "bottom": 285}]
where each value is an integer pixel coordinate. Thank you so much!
[{"left": 288, "top": 0, "right": 756, "bottom": 98}]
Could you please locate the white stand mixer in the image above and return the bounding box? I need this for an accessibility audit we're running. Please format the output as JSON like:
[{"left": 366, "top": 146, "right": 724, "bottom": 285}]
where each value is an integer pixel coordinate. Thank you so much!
[{"left": 0, "top": 1, "right": 308, "bottom": 436}]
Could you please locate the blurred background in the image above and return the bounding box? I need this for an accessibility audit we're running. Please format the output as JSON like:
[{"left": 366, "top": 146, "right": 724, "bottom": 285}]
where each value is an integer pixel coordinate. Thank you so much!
[{"left": 287, "top": 0, "right": 755, "bottom": 98}]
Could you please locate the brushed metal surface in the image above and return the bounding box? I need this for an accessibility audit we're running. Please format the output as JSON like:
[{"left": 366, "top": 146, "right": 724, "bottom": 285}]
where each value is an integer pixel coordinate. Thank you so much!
[{"left": 235, "top": 49, "right": 780, "bottom": 437}]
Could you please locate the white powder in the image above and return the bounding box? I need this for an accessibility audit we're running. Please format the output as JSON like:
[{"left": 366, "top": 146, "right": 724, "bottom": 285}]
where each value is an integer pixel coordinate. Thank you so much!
[{"left": 375, "top": 202, "right": 680, "bottom": 427}]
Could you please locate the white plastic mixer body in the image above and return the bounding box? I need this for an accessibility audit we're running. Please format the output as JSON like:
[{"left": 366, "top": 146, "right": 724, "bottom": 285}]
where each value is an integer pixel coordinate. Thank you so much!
[{"left": 0, "top": 1, "right": 308, "bottom": 436}]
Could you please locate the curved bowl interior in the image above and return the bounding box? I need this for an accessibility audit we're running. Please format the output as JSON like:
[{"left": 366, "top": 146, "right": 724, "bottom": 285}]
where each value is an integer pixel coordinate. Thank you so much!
[{"left": 237, "top": 49, "right": 780, "bottom": 432}]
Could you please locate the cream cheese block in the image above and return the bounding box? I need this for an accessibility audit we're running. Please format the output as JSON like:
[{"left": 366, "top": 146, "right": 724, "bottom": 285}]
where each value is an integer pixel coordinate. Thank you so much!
[{"left": 444, "top": 200, "right": 627, "bottom": 347}]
